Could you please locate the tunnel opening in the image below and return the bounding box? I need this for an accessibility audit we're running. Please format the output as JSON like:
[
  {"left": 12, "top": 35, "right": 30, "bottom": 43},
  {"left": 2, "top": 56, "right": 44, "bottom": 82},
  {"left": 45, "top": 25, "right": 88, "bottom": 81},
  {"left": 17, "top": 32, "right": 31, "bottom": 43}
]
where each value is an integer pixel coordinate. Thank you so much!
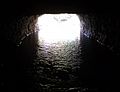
[{"left": 36, "top": 14, "right": 81, "bottom": 45}]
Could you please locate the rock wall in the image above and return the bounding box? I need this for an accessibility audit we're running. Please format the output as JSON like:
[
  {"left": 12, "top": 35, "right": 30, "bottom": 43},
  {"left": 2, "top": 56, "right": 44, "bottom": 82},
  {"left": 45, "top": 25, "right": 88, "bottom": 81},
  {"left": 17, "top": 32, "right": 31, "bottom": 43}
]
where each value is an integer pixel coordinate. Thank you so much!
[
  {"left": 1, "top": 15, "right": 38, "bottom": 46},
  {"left": 80, "top": 14, "right": 120, "bottom": 54}
]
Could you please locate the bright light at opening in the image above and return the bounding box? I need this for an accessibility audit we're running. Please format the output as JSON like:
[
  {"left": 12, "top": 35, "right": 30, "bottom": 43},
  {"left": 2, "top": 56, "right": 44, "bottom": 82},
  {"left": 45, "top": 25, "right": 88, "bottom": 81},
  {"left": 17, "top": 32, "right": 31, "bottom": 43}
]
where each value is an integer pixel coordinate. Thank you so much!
[{"left": 37, "top": 14, "right": 81, "bottom": 44}]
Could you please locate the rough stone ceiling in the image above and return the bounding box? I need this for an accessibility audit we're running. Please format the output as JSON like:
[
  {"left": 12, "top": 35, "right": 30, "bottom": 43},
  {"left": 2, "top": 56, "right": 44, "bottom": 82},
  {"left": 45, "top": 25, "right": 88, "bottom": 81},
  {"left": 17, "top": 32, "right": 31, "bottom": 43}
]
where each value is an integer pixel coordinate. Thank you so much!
[{"left": 1, "top": 0, "right": 119, "bottom": 16}]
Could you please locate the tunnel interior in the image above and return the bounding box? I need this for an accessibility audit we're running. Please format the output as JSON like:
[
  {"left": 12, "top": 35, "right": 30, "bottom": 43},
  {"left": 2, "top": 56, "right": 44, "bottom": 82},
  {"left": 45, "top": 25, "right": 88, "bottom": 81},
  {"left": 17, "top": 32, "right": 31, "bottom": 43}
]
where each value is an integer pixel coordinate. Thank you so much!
[{"left": 1, "top": 1, "right": 120, "bottom": 92}]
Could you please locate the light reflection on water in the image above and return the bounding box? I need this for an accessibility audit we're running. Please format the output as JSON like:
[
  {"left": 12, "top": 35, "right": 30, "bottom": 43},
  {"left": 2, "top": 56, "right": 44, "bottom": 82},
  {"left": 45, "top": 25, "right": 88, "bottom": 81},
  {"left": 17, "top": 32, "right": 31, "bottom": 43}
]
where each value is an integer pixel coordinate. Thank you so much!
[{"left": 33, "top": 37, "right": 83, "bottom": 91}]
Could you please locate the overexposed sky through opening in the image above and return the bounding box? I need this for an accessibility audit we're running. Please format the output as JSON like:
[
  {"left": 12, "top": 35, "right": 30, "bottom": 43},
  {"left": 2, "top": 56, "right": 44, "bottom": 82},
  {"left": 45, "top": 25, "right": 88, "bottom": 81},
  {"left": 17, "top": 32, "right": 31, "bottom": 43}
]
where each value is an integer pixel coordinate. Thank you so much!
[{"left": 37, "top": 14, "right": 81, "bottom": 44}]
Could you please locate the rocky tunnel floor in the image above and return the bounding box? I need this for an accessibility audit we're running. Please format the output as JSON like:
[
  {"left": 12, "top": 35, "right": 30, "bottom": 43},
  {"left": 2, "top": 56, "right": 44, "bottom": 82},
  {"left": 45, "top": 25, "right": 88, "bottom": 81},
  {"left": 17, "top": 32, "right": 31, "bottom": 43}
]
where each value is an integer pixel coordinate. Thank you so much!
[{"left": 1, "top": 31, "right": 118, "bottom": 92}]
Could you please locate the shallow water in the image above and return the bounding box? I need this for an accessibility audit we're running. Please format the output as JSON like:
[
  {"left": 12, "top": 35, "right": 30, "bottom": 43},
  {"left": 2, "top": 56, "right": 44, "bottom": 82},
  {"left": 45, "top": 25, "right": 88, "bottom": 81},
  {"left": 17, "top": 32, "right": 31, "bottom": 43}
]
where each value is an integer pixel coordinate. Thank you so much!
[{"left": 3, "top": 32, "right": 116, "bottom": 92}]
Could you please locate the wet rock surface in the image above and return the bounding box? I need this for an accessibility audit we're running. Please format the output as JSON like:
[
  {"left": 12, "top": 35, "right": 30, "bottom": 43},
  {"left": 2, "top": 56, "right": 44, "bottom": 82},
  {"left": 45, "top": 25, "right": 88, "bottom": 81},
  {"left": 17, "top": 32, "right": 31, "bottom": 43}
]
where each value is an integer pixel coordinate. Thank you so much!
[{"left": 81, "top": 14, "right": 120, "bottom": 54}]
